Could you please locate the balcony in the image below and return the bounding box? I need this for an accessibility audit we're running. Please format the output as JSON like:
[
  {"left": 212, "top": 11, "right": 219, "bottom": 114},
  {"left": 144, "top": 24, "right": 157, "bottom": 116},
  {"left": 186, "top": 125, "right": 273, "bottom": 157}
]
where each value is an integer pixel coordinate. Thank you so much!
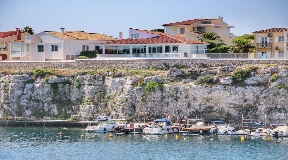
[{"left": 256, "top": 43, "right": 272, "bottom": 48}]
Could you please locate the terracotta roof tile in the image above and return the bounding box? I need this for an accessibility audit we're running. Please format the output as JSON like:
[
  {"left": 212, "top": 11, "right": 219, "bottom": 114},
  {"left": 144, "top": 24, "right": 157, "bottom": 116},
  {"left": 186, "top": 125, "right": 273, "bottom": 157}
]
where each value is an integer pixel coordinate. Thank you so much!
[
  {"left": 0, "top": 31, "right": 22, "bottom": 39},
  {"left": 103, "top": 29, "right": 205, "bottom": 45},
  {"left": 46, "top": 31, "right": 116, "bottom": 40},
  {"left": 253, "top": 28, "right": 288, "bottom": 33},
  {"left": 162, "top": 19, "right": 213, "bottom": 26}
]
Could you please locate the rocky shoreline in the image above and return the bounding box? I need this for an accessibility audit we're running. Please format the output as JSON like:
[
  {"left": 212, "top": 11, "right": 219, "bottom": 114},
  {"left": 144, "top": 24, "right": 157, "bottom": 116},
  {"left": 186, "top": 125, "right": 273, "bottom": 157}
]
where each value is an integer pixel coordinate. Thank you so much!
[{"left": 0, "top": 62, "right": 288, "bottom": 125}]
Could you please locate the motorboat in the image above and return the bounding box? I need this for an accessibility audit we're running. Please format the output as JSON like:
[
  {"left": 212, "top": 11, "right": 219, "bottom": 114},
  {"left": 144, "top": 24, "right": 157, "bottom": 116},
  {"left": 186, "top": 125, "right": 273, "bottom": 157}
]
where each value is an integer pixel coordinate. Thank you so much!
[
  {"left": 180, "top": 119, "right": 212, "bottom": 135},
  {"left": 143, "top": 118, "right": 180, "bottom": 135},
  {"left": 270, "top": 124, "right": 288, "bottom": 137},
  {"left": 249, "top": 128, "right": 271, "bottom": 137},
  {"left": 211, "top": 120, "right": 235, "bottom": 135},
  {"left": 115, "top": 123, "right": 148, "bottom": 134},
  {"left": 85, "top": 119, "right": 127, "bottom": 133},
  {"left": 228, "top": 129, "right": 250, "bottom": 136}
]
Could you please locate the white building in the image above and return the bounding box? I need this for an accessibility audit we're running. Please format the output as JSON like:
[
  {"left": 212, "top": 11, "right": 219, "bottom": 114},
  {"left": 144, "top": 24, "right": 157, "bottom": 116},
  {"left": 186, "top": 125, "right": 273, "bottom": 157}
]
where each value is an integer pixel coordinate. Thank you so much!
[
  {"left": 98, "top": 28, "right": 209, "bottom": 58},
  {"left": 10, "top": 28, "right": 116, "bottom": 61}
]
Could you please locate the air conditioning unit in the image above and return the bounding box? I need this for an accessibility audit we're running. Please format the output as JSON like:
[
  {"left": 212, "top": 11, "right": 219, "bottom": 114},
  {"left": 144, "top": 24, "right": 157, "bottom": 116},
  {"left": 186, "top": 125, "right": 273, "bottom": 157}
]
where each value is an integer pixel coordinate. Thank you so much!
[
  {"left": 275, "top": 47, "right": 279, "bottom": 50},
  {"left": 268, "top": 33, "right": 272, "bottom": 37}
]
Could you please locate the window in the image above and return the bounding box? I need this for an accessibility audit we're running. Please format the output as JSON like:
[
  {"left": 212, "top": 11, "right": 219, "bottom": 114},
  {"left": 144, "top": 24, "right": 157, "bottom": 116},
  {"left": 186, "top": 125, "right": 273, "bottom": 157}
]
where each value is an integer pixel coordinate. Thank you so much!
[
  {"left": 131, "top": 34, "right": 133, "bottom": 38},
  {"left": 197, "top": 27, "right": 206, "bottom": 33},
  {"left": 192, "top": 27, "right": 195, "bottom": 31},
  {"left": 180, "top": 28, "right": 185, "bottom": 34},
  {"left": 261, "top": 37, "right": 268, "bottom": 43},
  {"left": 0, "top": 42, "right": 6, "bottom": 48},
  {"left": 86, "top": 45, "right": 89, "bottom": 51},
  {"left": 51, "top": 45, "right": 58, "bottom": 51},
  {"left": 165, "top": 46, "right": 170, "bottom": 53},
  {"left": 82, "top": 45, "right": 85, "bottom": 51},
  {"left": 279, "top": 52, "right": 284, "bottom": 58},
  {"left": 279, "top": 37, "right": 284, "bottom": 42},
  {"left": 37, "top": 45, "right": 44, "bottom": 52},
  {"left": 172, "top": 46, "right": 178, "bottom": 52}
]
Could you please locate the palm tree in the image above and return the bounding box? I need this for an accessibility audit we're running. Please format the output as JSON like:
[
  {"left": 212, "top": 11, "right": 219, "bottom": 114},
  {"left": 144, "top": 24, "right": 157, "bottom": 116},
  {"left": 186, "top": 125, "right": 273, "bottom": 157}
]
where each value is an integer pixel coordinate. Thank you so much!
[
  {"left": 197, "top": 32, "right": 224, "bottom": 50},
  {"left": 22, "top": 26, "right": 34, "bottom": 35}
]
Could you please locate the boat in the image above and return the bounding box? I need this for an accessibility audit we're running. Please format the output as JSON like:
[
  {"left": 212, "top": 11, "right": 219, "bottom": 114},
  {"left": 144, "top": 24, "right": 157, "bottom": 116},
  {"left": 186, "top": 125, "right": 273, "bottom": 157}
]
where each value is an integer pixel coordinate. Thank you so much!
[
  {"left": 211, "top": 120, "right": 235, "bottom": 135},
  {"left": 270, "top": 124, "right": 288, "bottom": 137},
  {"left": 180, "top": 119, "right": 212, "bottom": 135},
  {"left": 143, "top": 118, "right": 180, "bottom": 135},
  {"left": 249, "top": 128, "right": 271, "bottom": 137},
  {"left": 228, "top": 129, "right": 250, "bottom": 136},
  {"left": 85, "top": 119, "right": 127, "bottom": 133},
  {"left": 115, "top": 123, "right": 148, "bottom": 134}
]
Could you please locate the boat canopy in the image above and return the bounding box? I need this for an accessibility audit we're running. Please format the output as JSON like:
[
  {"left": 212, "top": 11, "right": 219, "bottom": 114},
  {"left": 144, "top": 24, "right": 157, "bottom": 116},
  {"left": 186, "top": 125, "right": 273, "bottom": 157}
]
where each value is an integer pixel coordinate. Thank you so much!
[{"left": 154, "top": 119, "right": 171, "bottom": 125}]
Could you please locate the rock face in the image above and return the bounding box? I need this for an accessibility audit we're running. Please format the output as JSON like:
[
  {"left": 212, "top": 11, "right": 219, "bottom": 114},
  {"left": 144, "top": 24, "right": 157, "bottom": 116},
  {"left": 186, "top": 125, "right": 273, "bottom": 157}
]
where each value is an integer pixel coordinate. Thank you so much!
[{"left": 0, "top": 65, "right": 288, "bottom": 124}]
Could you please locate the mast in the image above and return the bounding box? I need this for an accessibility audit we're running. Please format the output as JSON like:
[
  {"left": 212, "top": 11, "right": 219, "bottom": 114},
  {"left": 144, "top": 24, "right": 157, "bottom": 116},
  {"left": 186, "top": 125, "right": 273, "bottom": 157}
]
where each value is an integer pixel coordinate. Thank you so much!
[{"left": 241, "top": 114, "right": 244, "bottom": 130}]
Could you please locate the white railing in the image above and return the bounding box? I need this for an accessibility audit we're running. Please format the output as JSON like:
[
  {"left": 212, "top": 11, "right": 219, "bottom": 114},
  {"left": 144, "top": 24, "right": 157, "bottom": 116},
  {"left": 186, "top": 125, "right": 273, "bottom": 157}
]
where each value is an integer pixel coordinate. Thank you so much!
[{"left": 206, "top": 53, "right": 249, "bottom": 59}]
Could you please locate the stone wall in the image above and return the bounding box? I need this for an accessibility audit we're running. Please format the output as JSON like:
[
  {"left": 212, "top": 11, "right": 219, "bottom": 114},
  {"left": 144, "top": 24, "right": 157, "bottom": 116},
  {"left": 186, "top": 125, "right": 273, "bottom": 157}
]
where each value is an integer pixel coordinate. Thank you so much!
[{"left": 1, "top": 59, "right": 288, "bottom": 69}]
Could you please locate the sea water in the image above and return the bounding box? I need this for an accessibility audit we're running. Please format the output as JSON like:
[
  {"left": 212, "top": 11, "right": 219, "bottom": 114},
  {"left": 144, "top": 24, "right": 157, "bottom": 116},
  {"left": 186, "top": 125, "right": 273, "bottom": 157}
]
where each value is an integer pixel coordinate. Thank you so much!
[{"left": 0, "top": 126, "right": 287, "bottom": 160}]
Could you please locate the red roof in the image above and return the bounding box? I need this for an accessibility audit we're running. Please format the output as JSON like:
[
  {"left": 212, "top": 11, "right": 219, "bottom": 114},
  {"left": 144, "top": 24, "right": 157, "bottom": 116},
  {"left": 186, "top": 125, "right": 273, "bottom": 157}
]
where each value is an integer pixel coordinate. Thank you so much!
[
  {"left": 104, "top": 29, "right": 205, "bottom": 45},
  {"left": 253, "top": 28, "right": 288, "bottom": 33},
  {"left": 0, "top": 31, "right": 18, "bottom": 38},
  {"left": 162, "top": 19, "right": 216, "bottom": 26}
]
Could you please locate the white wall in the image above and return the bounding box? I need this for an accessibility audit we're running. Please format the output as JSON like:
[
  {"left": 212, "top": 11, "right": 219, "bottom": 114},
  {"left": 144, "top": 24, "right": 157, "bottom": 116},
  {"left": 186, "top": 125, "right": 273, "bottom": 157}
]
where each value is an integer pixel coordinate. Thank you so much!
[
  {"left": 129, "top": 29, "right": 159, "bottom": 39},
  {"left": 45, "top": 43, "right": 63, "bottom": 60}
]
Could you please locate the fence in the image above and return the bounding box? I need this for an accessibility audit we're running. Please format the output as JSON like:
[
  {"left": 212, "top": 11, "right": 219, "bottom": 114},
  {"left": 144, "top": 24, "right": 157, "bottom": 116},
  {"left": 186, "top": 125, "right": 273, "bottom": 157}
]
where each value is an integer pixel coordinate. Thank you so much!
[{"left": 207, "top": 53, "right": 250, "bottom": 59}]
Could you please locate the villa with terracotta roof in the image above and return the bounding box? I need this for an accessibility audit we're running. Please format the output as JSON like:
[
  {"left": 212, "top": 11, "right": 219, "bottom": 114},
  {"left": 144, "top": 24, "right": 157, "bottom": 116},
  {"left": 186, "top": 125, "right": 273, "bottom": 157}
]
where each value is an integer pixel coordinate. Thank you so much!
[
  {"left": 162, "top": 16, "right": 235, "bottom": 45},
  {"left": 10, "top": 28, "right": 116, "bottom": 61},
  {"left": 252, "top": 28, "right": 288, "bottom": 59},
  {"left": 98, "top": 28, "right": 209, "bottom": 58},
  {"left": 0, "top": 28, "right": 30, "bottom": 60}
]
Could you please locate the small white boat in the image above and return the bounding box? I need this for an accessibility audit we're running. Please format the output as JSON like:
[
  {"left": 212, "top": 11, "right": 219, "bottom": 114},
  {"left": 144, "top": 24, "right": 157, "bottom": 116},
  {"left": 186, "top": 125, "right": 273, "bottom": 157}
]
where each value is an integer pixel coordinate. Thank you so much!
[
  {"left": 249, "top": 128, "right": 271, "bottom": 137},
  {"left": 143, "top": 118, "right": 180, "bottom": 135},
  {"left": 228, "top": 129, "right": 250, "bottom": 136},
  {"left": 211, "top": 120, "right": 235, "bottom": 135},
  {"left": 270, "top": 124, "right": 288, "bottom": 137},
  {"left": 85, "top": 119, "right": 126, "bottom": 133}
]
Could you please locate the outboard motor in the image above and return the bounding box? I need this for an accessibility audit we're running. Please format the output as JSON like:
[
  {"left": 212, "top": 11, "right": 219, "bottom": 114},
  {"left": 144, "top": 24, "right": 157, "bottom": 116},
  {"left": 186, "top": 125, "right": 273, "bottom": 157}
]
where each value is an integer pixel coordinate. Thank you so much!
[{"left": 273, "top": 131, "right": 279, "bottom": 139}]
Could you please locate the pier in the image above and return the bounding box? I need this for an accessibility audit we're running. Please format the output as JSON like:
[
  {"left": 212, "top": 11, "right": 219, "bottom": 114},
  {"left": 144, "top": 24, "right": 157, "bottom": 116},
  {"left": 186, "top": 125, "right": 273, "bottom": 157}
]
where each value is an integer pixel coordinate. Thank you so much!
[{"left": 0, "top": 120, "right": 98, "bottom": 127}]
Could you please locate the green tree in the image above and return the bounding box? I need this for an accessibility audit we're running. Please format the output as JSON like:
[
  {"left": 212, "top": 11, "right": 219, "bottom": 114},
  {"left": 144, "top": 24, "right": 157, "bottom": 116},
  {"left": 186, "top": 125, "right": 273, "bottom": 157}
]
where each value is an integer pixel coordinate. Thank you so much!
[
  {"left": 23, "top": 26, "right": 34, "bottom": 35},
  {"left": 197, "top": 32, "right": 224, "bottom": 50},
  {"left": 150, "top": 28, "right": 164, "bottom": 33},
  {"left": 231, "top": 34, "right": 255, "bottom": 53}
]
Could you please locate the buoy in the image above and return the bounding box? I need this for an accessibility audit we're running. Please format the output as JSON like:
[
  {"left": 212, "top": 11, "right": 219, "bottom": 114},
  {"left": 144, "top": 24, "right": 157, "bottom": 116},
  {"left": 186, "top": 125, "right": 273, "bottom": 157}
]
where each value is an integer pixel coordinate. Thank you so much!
[
  {"left": 267, "top": 137, "right": 271, "bottom": 141},
  {"left": 109, "top": 133, "right": 113, "bottom": 137},
  {"left": 59, "top": 131, "right": 64, "bottom": 136},
  {"left": 241, "top": 137, "right": 245, "bottom": 141},
  {"left": 274, "top": 141, "right": 279, "bottom": 144},
  {"left": 175, "top": 135, "right": 179, "bottom": 139},
  {"left": 165, "top": 134, "right": 168, "bottom": 138}
]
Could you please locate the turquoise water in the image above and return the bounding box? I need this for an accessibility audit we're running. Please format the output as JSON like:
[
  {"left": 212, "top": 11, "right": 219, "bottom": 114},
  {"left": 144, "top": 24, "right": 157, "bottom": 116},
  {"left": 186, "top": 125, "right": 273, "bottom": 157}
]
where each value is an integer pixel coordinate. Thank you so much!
[{"left": 0, "top": 126, "right": 287, "bottom": 160}]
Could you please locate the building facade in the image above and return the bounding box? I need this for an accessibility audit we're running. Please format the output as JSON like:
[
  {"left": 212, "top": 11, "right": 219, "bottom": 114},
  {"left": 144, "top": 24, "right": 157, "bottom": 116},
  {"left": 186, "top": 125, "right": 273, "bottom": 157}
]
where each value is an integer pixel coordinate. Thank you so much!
[
  {"left": 162, "top": 16, "right": 235, "bottom": 45},
  {"left": 10, "top": 28, "right": 116, "bottom": 61},
  {"left": 253, "top": 28, "right": 288, "bottom": 59},
  {"left": 0, "top": 28, "right": 30, "bottom": 60},
  {"left": 97, "top": 28, "right": 209, "bottom": 58}
]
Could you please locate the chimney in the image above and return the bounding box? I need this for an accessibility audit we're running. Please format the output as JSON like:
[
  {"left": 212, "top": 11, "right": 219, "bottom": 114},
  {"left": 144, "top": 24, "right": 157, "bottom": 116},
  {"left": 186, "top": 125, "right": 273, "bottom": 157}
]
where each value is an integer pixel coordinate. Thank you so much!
[
  {"left": 60, "top": 28, "right": 65, "bottom": 34},
  {"left": 119, "top": 32, "right": 123, "bottom": 40},
  {"left": 16, "top": 28, "right": 21, "bottom": 40}
]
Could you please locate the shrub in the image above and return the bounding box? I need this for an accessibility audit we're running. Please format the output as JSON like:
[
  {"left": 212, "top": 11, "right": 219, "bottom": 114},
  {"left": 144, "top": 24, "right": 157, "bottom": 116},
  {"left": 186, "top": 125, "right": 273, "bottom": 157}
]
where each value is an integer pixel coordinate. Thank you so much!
[
  {"left": 277, "top": 83, "right": 288, "bottom": 91},
  {"left": 194, "top": 75, "right": 213, "bottom": 85},
  {"left": 248, "top": 66, "right": 259, "bottom": 72},
  {"left": 269, "top": 74, "right": 280, "bottom": 82},
  {"left": 51, "top": 83, "right": 58, "bottom": 92},
  {"left": 79, "top": 50, "right": 98, "bottom": 58},
  {"left": 44, "top": 77, "right": 49, "bottom": 83},
  {"left": 74, "top": 78, "right": 80, "bottom": 89},
  {"left": 233, "top": 68, "right": 251, "bottom": 81},
  {"left": 34, "top": 69, "right": 53, "bottom": 78},
  {"left": 77, "top": 56, "right": 88, "bottom": 59},
  {"left": 145, "top": 81, "right": 163, "bottom": 94}
]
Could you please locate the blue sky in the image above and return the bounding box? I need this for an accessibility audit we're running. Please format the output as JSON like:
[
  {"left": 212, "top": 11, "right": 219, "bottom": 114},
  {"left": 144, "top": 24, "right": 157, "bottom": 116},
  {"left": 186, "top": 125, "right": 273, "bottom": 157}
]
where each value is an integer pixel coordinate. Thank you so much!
[{"left": 1, "top": 0, "right": 287, "bottom": 38}]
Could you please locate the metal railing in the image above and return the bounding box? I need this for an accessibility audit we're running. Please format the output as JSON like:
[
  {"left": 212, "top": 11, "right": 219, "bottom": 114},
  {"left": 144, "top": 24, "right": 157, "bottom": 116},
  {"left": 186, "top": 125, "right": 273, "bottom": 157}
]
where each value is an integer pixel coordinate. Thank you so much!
[
  {"left": 256, "top": 43, "right": 272, "bottom": 48},
  {"left": 207, "top": 53, "right": 249, "bottom": 59}
]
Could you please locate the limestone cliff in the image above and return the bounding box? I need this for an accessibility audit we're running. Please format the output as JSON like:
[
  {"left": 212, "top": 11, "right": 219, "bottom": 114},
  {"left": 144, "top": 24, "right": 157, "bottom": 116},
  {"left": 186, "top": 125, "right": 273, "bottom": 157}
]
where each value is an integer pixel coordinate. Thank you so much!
[{"left": 0, "top": 65, "right": 287, "bottom": 124}]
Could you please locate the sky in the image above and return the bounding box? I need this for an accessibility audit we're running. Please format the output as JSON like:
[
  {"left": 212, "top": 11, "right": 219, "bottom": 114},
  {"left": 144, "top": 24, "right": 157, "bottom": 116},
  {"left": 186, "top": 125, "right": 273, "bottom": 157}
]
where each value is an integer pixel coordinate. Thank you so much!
[{"left": 1, "top": 0, "right": 287, "bottom": 38}]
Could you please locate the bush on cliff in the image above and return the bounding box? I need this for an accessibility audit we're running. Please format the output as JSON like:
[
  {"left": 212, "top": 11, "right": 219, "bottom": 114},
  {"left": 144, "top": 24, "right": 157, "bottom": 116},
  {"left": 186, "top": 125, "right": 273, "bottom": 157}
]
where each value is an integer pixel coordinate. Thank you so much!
[
  {"left": 34, "top": 69, "right": 53, "bottom": 78},
  {"left": 194, "top": 75, "right": 213, "bottom": 85},
  {"left": 145, "top": 81, "right": 163, "bottom": 94},
  {"left": 269, "top": 73, "right": 280, "bottom": 82},
  {"left": 233, "top": 68, "right": 251, "bottom": 81}
]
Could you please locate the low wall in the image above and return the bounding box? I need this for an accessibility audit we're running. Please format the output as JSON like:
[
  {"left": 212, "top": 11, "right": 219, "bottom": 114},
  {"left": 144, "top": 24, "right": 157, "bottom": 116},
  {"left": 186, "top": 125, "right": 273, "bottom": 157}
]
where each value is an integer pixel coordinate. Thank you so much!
[{"left": 1, "top": 59, "right": 288, "bottom": 70}]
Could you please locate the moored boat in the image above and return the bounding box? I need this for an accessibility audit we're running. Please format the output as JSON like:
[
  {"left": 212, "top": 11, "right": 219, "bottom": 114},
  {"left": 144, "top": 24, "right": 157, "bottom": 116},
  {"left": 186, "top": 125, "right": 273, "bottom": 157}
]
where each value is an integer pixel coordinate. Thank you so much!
[
  {"left": 85, "top": 119, "right": 127, "bottom": 133},
  {"left": 143, "top": 118, "right": 180, "bottom": 135}
]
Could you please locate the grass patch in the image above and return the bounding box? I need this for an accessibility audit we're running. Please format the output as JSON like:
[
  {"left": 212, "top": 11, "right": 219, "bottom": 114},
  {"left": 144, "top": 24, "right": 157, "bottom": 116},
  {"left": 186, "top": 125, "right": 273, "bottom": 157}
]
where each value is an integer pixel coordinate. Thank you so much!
[
  {"left": 269, "top": 73, "right": 280, "bottom": 82},
  {"left": 194, "top": 75, "right": 213, "bottom": 85},
  {"left": 145, "top": 81, "right": 163, "bottom": 94},
  {"left": 233, "top": 68, "right": 251, "bottom": 81},
  {"left": 34, "top": 69, "right": 53, "bottom": 78}
]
